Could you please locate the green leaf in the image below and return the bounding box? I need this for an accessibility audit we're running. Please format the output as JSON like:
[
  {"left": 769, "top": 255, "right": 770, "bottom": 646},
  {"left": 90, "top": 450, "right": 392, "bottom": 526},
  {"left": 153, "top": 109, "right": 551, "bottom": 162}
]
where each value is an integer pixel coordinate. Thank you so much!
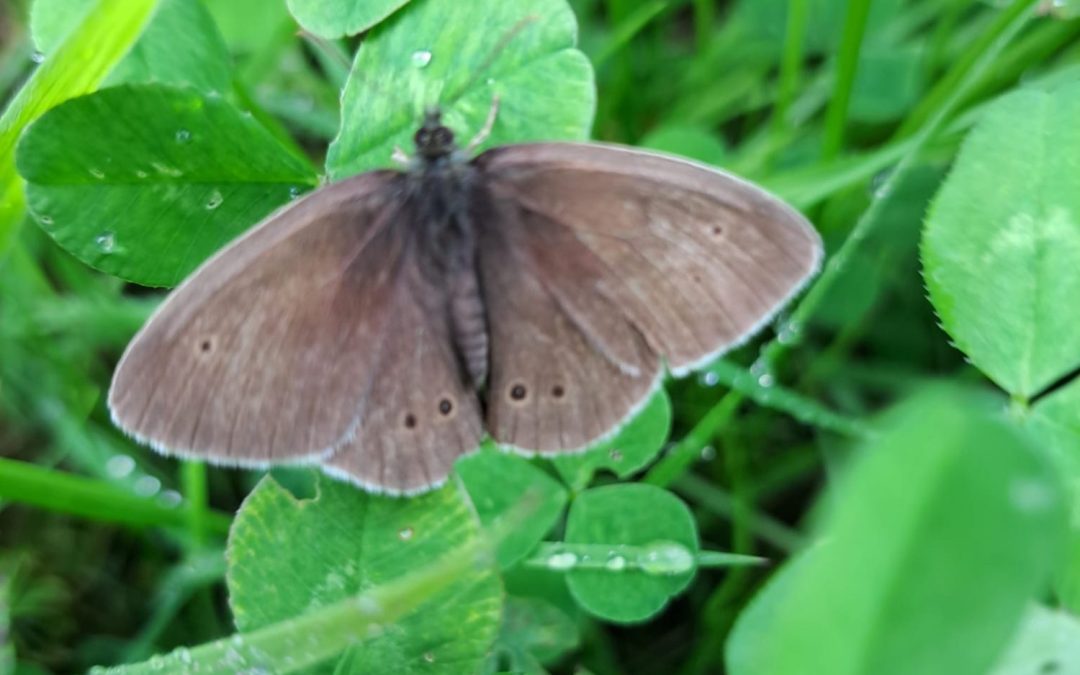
[
  {"left": 203, "top": 0, "right": 292, "bottom": 55},
  {"left": 638, "top": 124, "right": 727, "bottom": 165},
  {"left": 227, "top": 473, "right": 503, "bottom": 674},
  {"left": 94, "top": 521, "right": 495, "bottom": 674},
  {"left": 1022, "top": 377, "right": 1080, "bottom": 613},
  {"left": 327, "top": 0, "right": 594, "bottom": 179},
  {"left": 456, "top": 448, "right": 568, "bottom": 569},
  {"left": 32, "top": 0, "right": 232, "bottom": 93},
  {"left": 923, "top": 82, "right": 1080, "bottom": 398},
  {"left": 0, "top": 0, "right": 160, "bottom": 259},
  {"left": 493, "top": 596, "right": 580, "bottom": 673},
  {"left": 17, "top": 84, "right": 319, "bottom": 287},
  {"left": 988, "top": 606, "right": 1080, "bottom": 675},
  {"left": 564, "top": 484, "right": 698, "bottom": 623},
  {"left": 725, "top": 387, "right": 1066, "bottom": 675},
  {"left": 287, "top": 0, "right": 410, "bottom": 39},
  {"left": 552, "top": 389, "right": 672, "bottom": 491}
]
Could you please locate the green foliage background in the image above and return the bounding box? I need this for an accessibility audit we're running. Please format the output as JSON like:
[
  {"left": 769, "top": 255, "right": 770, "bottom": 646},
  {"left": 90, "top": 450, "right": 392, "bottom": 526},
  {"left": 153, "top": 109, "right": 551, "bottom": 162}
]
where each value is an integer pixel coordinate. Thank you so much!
[{"left": 2, "top": 0, "right": 1080, "bottom": 673}]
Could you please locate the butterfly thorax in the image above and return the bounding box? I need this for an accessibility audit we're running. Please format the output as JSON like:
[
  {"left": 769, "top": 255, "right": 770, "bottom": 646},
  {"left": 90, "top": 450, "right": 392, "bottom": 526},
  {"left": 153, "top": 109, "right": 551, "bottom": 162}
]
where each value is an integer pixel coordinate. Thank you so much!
[{"left": 401, "top": 110, "right": 490, "bottom": 390}]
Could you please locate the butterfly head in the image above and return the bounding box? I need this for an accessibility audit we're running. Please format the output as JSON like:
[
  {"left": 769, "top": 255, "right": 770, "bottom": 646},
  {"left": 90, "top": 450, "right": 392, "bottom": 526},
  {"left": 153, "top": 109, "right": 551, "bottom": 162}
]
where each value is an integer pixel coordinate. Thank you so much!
[{"left": 414, "top": 108, "right": 457, "bottom": 160}]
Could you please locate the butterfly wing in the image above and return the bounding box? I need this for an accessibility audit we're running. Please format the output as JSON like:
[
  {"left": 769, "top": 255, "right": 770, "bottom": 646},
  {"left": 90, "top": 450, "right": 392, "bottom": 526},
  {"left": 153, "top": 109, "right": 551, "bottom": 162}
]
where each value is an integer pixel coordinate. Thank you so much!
[
  {"left": 473, "top": 142, "right": 821, "bottom": 451},
  {"left": 109, "top": 172, "right": 411, "bottom": 465},
  {"left": 322, "top": 261, "right": 485, "bottom": 494}
]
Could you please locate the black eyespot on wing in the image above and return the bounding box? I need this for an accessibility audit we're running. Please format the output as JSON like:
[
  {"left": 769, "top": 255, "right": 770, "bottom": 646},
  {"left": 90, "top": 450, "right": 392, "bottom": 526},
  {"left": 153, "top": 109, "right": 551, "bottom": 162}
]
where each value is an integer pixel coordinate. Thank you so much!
[
  {"left": 510, "top": 384, "right": 527, "bottom": 401},
  {"left": 404, "top": 413, "right": 417, "bottom": 429},
  {"left": 438, "top": 399, "right": 453, "bottom": 415},
  {"left": 551, "top": 385, "right": 565, "bottom": 399}
]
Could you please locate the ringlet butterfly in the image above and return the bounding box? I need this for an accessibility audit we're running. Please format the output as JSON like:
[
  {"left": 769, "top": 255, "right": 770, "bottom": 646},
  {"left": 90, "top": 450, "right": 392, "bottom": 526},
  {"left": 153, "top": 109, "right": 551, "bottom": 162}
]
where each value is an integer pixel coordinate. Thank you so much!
[{"left": 108, "top": 105, "right": 822, "bottom": 495}]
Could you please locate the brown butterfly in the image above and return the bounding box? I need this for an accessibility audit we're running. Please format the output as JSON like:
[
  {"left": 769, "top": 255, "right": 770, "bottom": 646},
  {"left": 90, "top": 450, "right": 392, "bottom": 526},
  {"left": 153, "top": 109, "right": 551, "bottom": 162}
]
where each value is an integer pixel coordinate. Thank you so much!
[{"left": 108, "top": 108, "right": 822, "bottom": 495}]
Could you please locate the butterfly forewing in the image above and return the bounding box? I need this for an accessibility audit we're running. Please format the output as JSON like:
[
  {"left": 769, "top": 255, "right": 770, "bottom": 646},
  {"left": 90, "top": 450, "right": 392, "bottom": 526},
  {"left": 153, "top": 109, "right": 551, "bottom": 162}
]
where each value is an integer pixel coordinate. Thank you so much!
[
  {"left": 476, "top": 143, "right": 822, "bottom": 376},
  {"left": 108, "top": 173, "right": 407, "bottom": 464}
]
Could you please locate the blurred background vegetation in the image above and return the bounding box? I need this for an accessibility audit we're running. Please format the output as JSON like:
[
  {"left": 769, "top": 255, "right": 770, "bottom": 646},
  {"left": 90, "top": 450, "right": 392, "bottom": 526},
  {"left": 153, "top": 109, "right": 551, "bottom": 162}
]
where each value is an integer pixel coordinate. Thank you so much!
[{"left": 2, "top": 0, "right": 1080, "bottom": 673}]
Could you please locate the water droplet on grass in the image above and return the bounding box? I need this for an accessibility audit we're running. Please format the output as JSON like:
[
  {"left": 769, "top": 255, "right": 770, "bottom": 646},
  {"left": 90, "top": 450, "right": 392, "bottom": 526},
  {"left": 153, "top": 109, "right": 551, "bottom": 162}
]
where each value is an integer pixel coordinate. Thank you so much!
[
  {"left": 106, "top": 454, "right": 135, "bottom": 478},
  {"left": 134, "top": 475, "right": 161, "bottom": 497},
  {"left": 89, "top": 167, "right": 105, "bottom": 179},
  {"left": 547, "top": 552, "right": 578, "bottom": 570},
  {"left": 605, "top": 555, "right": 627, "bottom": 571},
  {"left": 640, "top": 542, "right": 694, "bottom": 575},
  {"left": 175, "top": 129, "right": 191, "bottom": 143},
  {"left": 398, "top": 526, "right": 414, "bottom": 541}
]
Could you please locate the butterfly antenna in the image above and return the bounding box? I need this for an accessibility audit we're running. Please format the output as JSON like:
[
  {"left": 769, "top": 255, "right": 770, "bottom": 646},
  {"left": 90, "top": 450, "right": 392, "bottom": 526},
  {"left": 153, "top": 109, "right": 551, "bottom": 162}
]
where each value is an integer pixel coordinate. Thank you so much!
[{"left": 464, "top": 95, "right": 501, "bottom": 153}]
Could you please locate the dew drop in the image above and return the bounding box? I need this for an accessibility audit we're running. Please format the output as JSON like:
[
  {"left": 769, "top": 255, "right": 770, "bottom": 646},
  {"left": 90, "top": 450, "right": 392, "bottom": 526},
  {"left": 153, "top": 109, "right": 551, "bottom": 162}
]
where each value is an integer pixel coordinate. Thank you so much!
[
  {"left": 776, "top": 320, "right": 802, "bottom": 346},
  {"left": 106, "top": 454, "right": 136, "bottom": 479},
  {"left": 699, "top": 371, "right": 719, "bottom": 387},
  {"left": 606, "top": 555, "right": 627, "bottom": 572},
  {"left": 175, "top": 129, "right": 192, "bottom": 143},
  {"left": 288, "top": 186, "right": 302, "bottom": 199},
  {"left": 30, "top": 50, "right": 45, "bottom": 64},
  {"left": 870, "top": 169, "right": 893, "bottom": 199},
  {"left": 757, "top": 373, "right": 775, "bottom": 387},
  {"left": 159, "top": 489, "right": 183, "bottom": 507},
  {"left": 205, "top": 189, "right": 224, "bottom": 210},
  {"left": 38, "top": 214, "right": 54, "bottom": 225},
  {"left": 547, "top": 552, "right": 578, "bottom": 570},
  {"left": 609, "top": 448, "right": 623, "bottom": 463},
  {"left": 134, "top": 475, "right": 162, "bottom": 497},
  {"left": 486, "top": 77, "right": 496, "bottom": 86},
  {"left": 700, "top": 445, "right": 716, "bottom": 461},
  {"left": 89, "top": 167, "right": 105, "bottom": 179},
  {"left": 411, "top": 49, "right": 433, "bottom": 68},
  {"left": 423, "top": 652, "right": 436, "bottom": 663},
  {"left": 640, "top": 542, "right": 694, "bottom": 576},
  {"left": 135, "top": 170, "right": 148, "bottom": 179},
  {"left": 95, "top": 231, "right": 116, "bottom": 253},
  {"left": 398, "top": 526, "right": 414, "bottom": 541}
]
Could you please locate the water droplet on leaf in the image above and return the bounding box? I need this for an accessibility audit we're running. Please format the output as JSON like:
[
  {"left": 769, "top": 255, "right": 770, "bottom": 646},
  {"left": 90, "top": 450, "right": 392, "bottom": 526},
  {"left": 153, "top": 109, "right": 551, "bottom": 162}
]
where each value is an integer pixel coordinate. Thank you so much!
[
  {"left": 175, "top": 129, "right": 191, "bottom": 143},
  {"left": 95, "top": 232, "right": 116, "bottom": 253},
  {"left": 89, "top": 167, "right": 105, "bottom": 179},
  {"left": 398, "top": 526, "right": 414, "bottom": 541},
  {"left": 205, "top": 190, "right": 224, "bottom": 210},
  {"left": 30, "top": 51, "right": 45, "bottom": 64},
  {"left": 411, "top": 49, "right": 433, "bottom": 68}
]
